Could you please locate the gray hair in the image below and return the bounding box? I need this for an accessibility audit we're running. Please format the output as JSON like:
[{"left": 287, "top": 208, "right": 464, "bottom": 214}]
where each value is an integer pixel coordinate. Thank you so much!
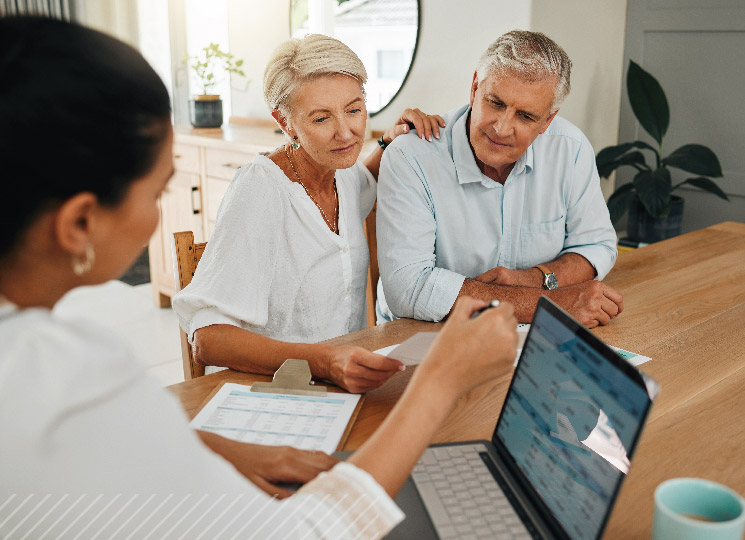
[
  {"left": 476, "top": 30, "right": 572, "bottom": 113},
  {"left": 263, "top": 34, "right": 367, "bottom": 117}
]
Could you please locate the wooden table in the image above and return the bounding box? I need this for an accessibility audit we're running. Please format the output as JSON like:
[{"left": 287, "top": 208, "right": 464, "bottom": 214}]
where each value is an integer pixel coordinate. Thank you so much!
[{"left": 168, "top": 221, "right": 745, "bottom": 539}]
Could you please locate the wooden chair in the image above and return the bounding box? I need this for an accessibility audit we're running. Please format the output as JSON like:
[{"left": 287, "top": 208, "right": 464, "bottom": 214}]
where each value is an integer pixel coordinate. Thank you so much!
[
  {"left": 364, "top": 204, "right": 379, "bottom": 327},
  {"left": 172, "top": 231, "right": 207, "bottom": 380}
]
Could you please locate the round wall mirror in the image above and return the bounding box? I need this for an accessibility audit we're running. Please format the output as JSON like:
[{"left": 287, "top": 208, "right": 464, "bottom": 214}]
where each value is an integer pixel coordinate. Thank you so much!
[{"left": 290, "top": 0, "right": 420, "bottom": 116}]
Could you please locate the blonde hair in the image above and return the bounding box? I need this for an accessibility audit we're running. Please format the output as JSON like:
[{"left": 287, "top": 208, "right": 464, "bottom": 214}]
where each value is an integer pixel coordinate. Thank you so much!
[
  {"left": 476, "top": 30, "right": 572, "bottom": 113},
  {"left": 263, "top": 34, "right": 367, "bottom": 117}
]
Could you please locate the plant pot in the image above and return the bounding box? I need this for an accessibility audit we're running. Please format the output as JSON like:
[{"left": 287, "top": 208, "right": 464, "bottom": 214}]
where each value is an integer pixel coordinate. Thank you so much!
[
  {"left": 189, "top": 95, "right": 223, "bottom": 128},
  {"left": 627, "top": 195, "right": 684, "bottom": 243}
]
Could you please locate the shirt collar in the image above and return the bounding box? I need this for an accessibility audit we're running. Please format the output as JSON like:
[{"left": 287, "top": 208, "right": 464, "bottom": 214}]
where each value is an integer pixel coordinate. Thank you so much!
[
  {"left": 452, "top": 105, "right": 534, "bottom": 186},
  {"left": 452, "top": 106, "right": 484, "bottom": 185}
]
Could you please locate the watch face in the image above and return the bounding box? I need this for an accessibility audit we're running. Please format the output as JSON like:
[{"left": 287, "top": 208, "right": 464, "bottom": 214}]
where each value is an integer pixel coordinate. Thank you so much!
[{"left": 545, "top": 273, "right": 558, "bottom": 290}]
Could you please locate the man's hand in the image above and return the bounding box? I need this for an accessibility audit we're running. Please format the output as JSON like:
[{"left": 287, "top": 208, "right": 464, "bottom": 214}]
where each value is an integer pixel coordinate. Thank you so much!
[
  {"left": 326, "top": 346, "right": 404, "bottom": 393},
  {"left": 546, "top": 281, "right": 623, "bottom": 328},
  {"left": 197, "top": 433, "right": 339, "bottom": 498}
]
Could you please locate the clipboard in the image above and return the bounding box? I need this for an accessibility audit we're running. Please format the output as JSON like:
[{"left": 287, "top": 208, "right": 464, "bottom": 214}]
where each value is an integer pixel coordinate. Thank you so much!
[
  {"left": 251, "top": 358, "right": 327, "bottom": 396},
  {"left": 192, "top": 360, "right": 365, "bottom": 452}
]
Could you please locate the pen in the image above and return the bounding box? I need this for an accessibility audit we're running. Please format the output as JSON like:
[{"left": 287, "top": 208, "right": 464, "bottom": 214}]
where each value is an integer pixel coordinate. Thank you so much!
[{"left": 471, "top": 299, "right": 501, "bottom": 318}]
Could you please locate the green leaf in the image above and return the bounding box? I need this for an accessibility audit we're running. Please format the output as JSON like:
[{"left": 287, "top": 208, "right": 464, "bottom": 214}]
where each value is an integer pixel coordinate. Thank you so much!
[
  {"left": 677, "top": 177, "right": 729, "bottom": 201},
  {"left": 606, "top": 182, "right": 636, "bottom": 224},
  {"left": 235, "top": 59, "right": 244, "bottom": 67},
  {"left": 596, "top": 143, "right": 635, "bottom": 166},
  {"left": 662, "top": 144, "right": 723, "bottom": 177},
  {"left": 597, "top": 140, "right": 657, "bottom": 165},
  {"left": 627, "top": 60, "right": 669, "bottom": 145},
  {"left": 597, "top": 151, "right": 649, "bottom": 178},
  {"left": 634, "top": 168, "right": 671, "bottom": 217}
]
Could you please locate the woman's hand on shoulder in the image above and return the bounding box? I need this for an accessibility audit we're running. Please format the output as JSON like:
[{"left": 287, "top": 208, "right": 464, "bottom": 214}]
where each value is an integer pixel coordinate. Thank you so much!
[
  {"left": 382, "top": 108, "right": 446, "bottom": 146},
  {"left": 418, "top": 296, "right": 517, "bottom": 401},
  {"left": 326, "top": 345, "right": 404, "bottom": 393}
]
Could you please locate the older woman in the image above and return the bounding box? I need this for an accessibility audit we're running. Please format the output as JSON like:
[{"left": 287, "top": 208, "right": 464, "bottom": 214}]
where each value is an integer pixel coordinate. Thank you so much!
[
  {"left": 0, "top": 18, "right": 517, "bottom": 537},
  {"left": 172, "top": 35, "right": 444, "bottom": 393}
]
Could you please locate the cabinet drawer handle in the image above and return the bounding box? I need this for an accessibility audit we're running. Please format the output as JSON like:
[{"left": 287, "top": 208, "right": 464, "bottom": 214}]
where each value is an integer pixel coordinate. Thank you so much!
[
  {"left": 222, "top": 162, "right": 242, "bottom": 170},
  {"left": 174, "top": 154, "right": 183, "bottom": 159},
  {"left": 191, "top": 186, "right": 201, "bottom": 215}
]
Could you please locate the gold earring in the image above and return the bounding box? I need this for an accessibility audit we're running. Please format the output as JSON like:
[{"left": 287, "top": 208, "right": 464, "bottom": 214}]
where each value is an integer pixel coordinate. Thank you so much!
[{"left": 72, "top": 243, "right": 95, "bottom": 276}]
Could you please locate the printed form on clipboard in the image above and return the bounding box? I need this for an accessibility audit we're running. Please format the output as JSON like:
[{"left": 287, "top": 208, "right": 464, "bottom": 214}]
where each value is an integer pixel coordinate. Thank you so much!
[{"left": 189, "top": 382, "right": 362, "bottom": 454}]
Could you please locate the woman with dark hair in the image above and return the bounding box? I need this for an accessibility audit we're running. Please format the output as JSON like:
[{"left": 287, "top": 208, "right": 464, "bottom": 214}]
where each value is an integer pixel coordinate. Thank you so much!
[{"left": 0, "top": 17, "right": 517, "bottom": 538}]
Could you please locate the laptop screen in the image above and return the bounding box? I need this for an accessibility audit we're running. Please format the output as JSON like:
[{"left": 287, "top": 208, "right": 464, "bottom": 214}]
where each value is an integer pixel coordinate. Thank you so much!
[{"left": 495, "top": 299, "right": 655, "bottom": 540}]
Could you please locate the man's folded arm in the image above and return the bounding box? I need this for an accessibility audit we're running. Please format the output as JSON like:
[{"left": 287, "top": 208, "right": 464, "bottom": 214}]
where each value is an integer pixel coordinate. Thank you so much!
[
  {"left": 457, "top": 278, "right": 545, "bottom": 323},
  {"left": 377, "top": 146, "right": 465, "bottom": 322},
  {"left": 560, "top": 130, "right": 619, "bottom": 281},
  {"left": 476, "top": 252, "right": 597, "bottom": 289}
]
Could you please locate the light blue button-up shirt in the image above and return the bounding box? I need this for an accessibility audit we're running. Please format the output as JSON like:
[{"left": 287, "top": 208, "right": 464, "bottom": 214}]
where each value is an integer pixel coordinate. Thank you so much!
[{"left": 376, "top": 104, "right": 617, "bottom": 322}]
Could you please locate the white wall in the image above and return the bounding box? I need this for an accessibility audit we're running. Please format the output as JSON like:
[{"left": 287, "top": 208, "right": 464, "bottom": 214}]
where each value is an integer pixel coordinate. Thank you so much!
[
  {"left": 76, "top": 0, "right": 139, "bottom": 47},
  {"left": 137, "top": 0, "right": 172, "bottom": 97},
  {"left": 530, "top": 0, "right": 628, "bottom": 198},
  {"left": 227, "top": 0, "right": 290, "bottom": 120}
]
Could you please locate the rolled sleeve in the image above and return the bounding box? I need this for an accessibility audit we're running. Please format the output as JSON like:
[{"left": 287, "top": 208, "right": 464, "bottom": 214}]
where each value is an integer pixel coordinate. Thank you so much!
[
  {"left": 172, "top": 165, "right": 280, "bottom": 340},
  {"left": 295, "top": 462, "right": 404, "bottom": 538},
  {"left": 377, "top": 145, "right": 465, "bottom": 322},
  {"left": 184, "top": 306, "right": 244, "bottom": 343},
  {"left": 560, "top": 133, "right": 618, "bottom": 280}
]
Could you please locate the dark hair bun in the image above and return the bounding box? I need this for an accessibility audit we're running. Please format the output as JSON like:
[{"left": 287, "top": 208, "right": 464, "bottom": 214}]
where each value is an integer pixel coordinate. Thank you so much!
[{"left": 0, "top": 16, "right": 171, "bottom": 256}]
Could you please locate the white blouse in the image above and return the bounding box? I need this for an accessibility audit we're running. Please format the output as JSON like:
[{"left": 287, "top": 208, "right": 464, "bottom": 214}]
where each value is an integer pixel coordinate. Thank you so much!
[
  {"left": 0, "top": 299, "right": 403, "bottom": 538},
  {"left": 172, "top": 154, "right": 377, "bottom": 344}
]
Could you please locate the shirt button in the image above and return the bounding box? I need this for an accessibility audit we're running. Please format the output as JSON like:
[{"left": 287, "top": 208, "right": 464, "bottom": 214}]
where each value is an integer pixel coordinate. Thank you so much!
[
  {"left": 342, "top": 246, "right": 349, "bottom": 253},
  {"left": 346, "top": 286, "right": 351, "bottom": 293}
]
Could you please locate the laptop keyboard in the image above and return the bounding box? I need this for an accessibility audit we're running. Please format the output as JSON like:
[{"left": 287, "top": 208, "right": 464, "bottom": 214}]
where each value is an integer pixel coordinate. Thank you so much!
[{"left": 411, "top": 444, "right": 532, "bottom": 540}]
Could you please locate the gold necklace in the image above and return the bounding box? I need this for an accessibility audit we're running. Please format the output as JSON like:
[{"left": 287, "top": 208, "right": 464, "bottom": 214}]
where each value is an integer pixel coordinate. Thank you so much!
[{"left": 284, "top": 144, "right": 338, "bottom": 234}]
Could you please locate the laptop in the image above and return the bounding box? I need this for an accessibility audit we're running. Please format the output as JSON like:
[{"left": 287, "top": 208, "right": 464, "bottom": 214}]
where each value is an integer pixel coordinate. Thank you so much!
[{"left": 383, "top": 296, "right": 659, "bottom": 540}]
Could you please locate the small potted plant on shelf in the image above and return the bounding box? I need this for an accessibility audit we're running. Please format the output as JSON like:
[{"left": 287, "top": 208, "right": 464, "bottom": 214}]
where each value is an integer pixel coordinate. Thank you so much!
[
  {"left": 597, "top": 60, "right": 727, "bottom": 243},
  {"left": 185, "top": 43, "right": 245, "bottom": 129}
]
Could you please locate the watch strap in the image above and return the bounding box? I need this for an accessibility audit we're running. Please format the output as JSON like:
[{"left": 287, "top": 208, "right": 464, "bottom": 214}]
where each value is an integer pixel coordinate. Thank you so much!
[{"left": 535, "top": 265, "right": 558, "bottom": 290}]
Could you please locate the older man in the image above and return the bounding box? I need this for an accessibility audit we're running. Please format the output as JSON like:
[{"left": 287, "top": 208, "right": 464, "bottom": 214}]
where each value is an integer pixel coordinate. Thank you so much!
[{"left": 377, "top": 30, "right": 623, "bottom": 327}]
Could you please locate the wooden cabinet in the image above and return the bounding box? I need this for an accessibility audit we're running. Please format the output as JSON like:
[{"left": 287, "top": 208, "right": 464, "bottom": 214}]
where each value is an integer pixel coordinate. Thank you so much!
[
  {"left": 149, "top": 169, "right": 204, "bottom": 306},
  {"left": 149, "top": 122, "right": 285, "bottom": 306}
]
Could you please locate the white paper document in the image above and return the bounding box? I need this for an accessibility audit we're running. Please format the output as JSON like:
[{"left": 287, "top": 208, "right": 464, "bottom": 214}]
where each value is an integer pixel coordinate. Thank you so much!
[
  {"left": 190, "top": 383, "right": 361, "bottom": 454},
  {"left": 376, "top": 323, "right": 531, "bottom": 366},
  {"left": 609, "top": 346, "right": 651, "bottom": 367},
  {"left": 374, "top": 324, "right": 651, "bottom": 368}
]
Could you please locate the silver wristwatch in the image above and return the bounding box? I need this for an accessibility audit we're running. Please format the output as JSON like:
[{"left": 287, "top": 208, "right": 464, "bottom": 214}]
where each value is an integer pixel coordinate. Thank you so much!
[{"left": 535, "top": 265, "right": 558, "bottom": 290}]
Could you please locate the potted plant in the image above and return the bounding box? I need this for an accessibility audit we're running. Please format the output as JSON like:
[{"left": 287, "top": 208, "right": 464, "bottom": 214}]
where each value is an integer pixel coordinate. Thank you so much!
[
  {"left": 185, "top": 43, "right": 245, "bottom": 128},
  {"left": 597, "top": 60, "right": 727, "bottom": 243}
]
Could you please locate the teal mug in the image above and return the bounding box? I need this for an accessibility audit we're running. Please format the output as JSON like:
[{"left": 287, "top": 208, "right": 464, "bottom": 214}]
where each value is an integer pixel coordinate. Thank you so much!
[{"left": 653, "top": 478, "right": 745, "bottom": 540}]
